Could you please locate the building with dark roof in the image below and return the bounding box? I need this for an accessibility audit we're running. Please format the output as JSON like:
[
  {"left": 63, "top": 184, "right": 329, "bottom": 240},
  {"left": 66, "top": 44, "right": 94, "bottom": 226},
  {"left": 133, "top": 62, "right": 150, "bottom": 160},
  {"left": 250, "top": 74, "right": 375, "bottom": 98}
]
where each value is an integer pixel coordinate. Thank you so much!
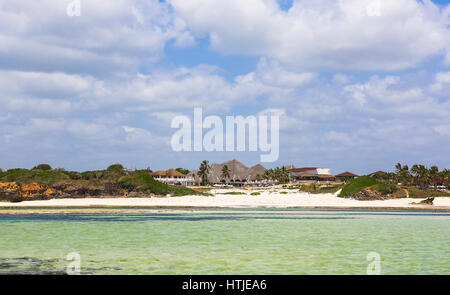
[
  {"left": 287, "top": 167, "right": 335, "bottom": 182},
  {"left": 335, "top": 171, "right": 359, "bottom": 181}
]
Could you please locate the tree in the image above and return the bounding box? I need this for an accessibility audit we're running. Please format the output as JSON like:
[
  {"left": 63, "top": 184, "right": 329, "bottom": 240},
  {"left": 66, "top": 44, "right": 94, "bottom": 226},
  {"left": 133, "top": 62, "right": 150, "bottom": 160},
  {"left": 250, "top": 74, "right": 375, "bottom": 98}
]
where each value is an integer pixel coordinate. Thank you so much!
[
  {"left": 440, "top": 169, "right": 450, "bottom": 187},
  {"left": 410, "top": 164, "right": 420, "bottom": 186},
  {"left": 274, "top": 166, "right": 290, "bottom": 184},
  {"left": 197, "top": 160, "right": 211, "bottom": 185},
  {"left": 221, "top": 165, "right": 230, "bottom": 183},
  {"left": 263, "top": 169, "right": 274, "bottom": 182},
  {"left": 32, "top": 164, "right": 52, "bottom": 171},
  {"left": 429, "top": 165, "right": 439, "bottom": 189},
  {"left": 394, "top": 163, "right": 411, "bottom": 185}
]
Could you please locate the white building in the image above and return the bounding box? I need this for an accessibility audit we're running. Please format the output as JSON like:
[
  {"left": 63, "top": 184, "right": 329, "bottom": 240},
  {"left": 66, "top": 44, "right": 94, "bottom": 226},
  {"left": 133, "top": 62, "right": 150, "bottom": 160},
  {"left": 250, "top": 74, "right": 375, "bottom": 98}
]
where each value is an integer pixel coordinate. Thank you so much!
[{"left": 150, "top": 169, "right": 196, "bottom": 186}]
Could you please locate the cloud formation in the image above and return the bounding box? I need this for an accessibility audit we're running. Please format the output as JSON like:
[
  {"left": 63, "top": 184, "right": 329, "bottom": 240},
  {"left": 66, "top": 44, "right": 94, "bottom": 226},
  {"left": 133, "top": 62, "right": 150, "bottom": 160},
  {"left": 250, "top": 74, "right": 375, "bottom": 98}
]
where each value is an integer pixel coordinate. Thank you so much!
[
  {"left": 170, "top": 0, "right": 450, "bottom": 70},
  {"left": 0, "top": 0, "right": 449, "bottom": 173}
]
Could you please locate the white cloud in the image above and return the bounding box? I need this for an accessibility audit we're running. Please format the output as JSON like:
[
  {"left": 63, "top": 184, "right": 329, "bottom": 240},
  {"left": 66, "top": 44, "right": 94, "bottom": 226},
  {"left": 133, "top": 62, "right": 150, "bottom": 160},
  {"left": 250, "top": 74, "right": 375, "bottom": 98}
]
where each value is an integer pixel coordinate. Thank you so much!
[
  {"left": 170, "top": 0, "right": 450, "bottom": 71},
  {"left": 0, "top": 0, "right": 193, "bottom": 75},
  {"left": 344, "top": 75, "right": 424, "bottom": 106},
  {"left": 430, "top": 71, "right": 450, "bottom": 91}
]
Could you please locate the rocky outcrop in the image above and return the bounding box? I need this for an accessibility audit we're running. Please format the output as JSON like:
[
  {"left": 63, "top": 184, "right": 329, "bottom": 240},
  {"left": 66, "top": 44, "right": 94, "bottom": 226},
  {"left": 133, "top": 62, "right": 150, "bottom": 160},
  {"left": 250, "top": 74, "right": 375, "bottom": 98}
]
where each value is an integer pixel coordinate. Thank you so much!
[
  {"left": 0, "top": 182, "right": 58, "bottom": 202},
  {"left": 348, "top": 188, "right": 396, "bottom": 201},
  {"left": 0, "top": 180, "right": 154, "bottom": 202},
  {"left": 0, "top": 182, "right": 22, "bottom": 202},
  {"left": 51, "top": 182, "right": 104, "bottom": 198}
]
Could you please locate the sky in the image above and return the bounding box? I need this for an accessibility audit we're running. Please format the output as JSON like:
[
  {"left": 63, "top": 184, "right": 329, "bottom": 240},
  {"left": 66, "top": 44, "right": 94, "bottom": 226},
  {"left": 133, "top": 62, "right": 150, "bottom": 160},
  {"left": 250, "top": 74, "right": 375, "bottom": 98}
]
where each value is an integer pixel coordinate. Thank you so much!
[{"left": 0, "top": 0, "right": 449, "bottom": 174}]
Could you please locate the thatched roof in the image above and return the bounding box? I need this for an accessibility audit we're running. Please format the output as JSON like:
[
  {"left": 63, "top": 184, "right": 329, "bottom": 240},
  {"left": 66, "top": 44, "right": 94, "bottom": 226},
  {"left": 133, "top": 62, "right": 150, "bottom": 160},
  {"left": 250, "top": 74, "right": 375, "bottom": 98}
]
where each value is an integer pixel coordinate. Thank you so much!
[
  {"left": 187, "top": 159, "right": 267, "bottom": 183},
  {"left": 335, "top": 171, "right": 359, "bottom": 177},
  {"left": 151, "top": 169, "right": 187, "bottom": 178}
]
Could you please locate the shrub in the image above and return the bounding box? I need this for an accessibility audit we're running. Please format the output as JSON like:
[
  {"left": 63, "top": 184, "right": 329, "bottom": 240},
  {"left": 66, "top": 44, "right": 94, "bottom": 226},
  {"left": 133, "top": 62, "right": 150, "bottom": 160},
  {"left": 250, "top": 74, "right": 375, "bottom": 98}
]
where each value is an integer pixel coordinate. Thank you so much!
[
  {"left": 118, "top": 171, "right": 200, "bottom": 196},
  {"left": 250, "top": 192, "right": 260, "bottom": 195},
  {"left": 32, "top": 164, "right": 52, "bottom": 171},
  {"left": 372, "top": 181, "right": 398, "bottom": 194},
  {"left": 339, "top": 176, "right": 378, "bottom": 197},
  {"left": 107, "top": 164, "right": 124, "bottom": 173},
  {"left": 407, "top": 186, "right": 450, "bottom": 198},
  {"left": 0, "top": 168, "right": 69, "bottom": 185}
]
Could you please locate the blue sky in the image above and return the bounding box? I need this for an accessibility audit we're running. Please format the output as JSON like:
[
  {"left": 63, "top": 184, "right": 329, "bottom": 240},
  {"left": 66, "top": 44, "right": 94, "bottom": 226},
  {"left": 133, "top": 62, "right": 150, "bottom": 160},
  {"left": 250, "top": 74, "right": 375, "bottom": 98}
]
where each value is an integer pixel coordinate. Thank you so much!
[{"left": 0, "top": 0, "right": 449, "bottom": 175}]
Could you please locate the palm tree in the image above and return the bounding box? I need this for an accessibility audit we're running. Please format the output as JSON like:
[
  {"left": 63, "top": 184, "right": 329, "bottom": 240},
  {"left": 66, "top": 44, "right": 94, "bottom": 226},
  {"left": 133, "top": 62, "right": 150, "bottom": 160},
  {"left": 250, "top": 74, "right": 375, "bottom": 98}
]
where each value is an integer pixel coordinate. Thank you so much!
[
  {"left": 395, "top": 163, "right": 403, "bottom": 174},
  {"left": 197, "top": 160, "right": 211, "bottom": 185},
  {"left": 410, "top": 164, "right": 420, "bottom": 186},
  {"left": 221, "top": 165, "right": 230, "bottom": 183},
  {"left": 263, "top": 169, "right": 275, "bottom": 183},
  {"left": 276, "top": 166, "right": 290, "bottom": 184},
  {"left": 429, "top": 165, "right": 439, "bottom": 189},
  {"left": 417, "top": 165, "right": 429, "bottom": 189},
  {"left": 255, "top": 174, "right": 263, "bottom": 182},
  {"left": 394, "top": 163, "right": 411, "bottom": 185},
  {"left": 440, "top": 169, "right": 450, "bottom": 188}
]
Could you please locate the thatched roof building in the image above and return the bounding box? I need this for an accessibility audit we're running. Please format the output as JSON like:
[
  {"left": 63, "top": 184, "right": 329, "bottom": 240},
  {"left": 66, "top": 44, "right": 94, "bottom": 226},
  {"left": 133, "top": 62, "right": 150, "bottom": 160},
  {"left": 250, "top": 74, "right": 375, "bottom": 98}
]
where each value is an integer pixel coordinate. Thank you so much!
[{"left": 188, "top": 159, "right": 266, "bottom": 184}]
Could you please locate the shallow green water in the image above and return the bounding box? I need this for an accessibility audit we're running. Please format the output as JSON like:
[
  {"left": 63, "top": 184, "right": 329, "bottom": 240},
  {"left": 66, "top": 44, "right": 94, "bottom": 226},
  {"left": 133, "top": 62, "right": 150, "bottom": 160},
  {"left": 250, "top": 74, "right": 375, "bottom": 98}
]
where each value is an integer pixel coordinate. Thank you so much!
[{"left": 0, "top": 209, "right": 449, "bottom": 274}]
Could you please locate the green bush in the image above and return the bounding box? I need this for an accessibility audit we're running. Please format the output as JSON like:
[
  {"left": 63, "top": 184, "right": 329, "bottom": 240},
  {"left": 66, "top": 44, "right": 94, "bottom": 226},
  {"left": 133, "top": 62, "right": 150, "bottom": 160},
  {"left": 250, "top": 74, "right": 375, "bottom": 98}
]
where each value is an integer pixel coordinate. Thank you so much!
[
  {"left": 221, "top": 191, "right": 245, "bottom": 195},
  {"left": 107, "top": 164, "right": 124, "bottom": 173},
  {"left": 407, "top": 186, "right": 450, "bottom": 198},
  {"left": 32, "top": 164, "right": 52, "bottom": 171},
  {"left": 119, "top": 171, "right": 200, "bottom": 196},
  {"left": 0, "top": 168, "right": 69, "bottom": 185},
  {"left": 339, "top": 176, "right": 378, "bottom": 197},
  {"left": 372, "top": 181, "right": 398, "bottom": 194},
  {"left": 250, "top": 192, "right": 260, "bottom": 195}
]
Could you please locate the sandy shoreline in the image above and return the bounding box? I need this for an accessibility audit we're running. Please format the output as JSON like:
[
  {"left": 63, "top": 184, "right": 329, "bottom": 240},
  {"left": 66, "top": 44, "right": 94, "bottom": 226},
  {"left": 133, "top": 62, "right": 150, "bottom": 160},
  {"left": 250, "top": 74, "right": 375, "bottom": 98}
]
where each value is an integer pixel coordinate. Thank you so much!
[{"left": 1, "top": 190, "right": 450, "bottom": 211}]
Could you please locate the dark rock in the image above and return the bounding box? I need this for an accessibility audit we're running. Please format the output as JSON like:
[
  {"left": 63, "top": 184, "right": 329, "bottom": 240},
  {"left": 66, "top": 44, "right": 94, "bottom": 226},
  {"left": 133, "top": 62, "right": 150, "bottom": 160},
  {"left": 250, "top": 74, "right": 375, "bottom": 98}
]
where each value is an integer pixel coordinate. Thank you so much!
[
  {"left": 348, "top": 188, "right": 395, "bottom": 201},
  {"left": 411, "top": 197, "right": 434, "bottom": 205}
]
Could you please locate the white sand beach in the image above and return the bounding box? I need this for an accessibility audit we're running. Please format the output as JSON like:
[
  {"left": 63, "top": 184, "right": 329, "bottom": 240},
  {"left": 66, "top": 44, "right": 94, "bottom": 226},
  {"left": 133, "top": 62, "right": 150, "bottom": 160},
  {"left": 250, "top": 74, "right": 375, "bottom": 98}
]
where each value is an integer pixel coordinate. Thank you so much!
[{"left": 1, "top": 189, "right": 450, "bottom": 209}]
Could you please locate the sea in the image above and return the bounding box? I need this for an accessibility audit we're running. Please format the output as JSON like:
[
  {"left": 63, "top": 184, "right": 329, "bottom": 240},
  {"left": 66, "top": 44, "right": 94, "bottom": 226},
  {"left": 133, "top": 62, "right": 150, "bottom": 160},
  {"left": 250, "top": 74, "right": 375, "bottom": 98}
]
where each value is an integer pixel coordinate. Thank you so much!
[{"left": 0, "top": 208, "right": 449, "bottom": 274}]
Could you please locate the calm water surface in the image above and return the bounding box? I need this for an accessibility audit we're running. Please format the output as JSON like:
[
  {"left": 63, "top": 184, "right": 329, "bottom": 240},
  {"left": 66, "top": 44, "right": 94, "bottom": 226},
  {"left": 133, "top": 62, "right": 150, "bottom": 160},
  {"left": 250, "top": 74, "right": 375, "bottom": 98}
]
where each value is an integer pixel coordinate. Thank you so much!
[{"left": 0, "top": 209, "right": 449, "bottom": 274}]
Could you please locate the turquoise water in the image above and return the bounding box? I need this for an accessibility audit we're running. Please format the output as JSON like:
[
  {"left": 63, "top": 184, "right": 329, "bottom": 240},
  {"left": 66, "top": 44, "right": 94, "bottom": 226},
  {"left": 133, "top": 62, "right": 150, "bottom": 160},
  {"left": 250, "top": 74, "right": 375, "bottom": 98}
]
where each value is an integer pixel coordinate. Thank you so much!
[{"left": 0, "top": 209, "right": 449, "bottom": 274}]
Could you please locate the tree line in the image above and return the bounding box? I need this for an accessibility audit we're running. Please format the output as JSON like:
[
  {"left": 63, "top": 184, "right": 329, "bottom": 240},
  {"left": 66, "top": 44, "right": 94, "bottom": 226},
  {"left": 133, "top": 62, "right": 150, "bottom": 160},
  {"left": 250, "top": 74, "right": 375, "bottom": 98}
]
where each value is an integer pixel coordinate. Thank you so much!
[{"left": 374, "top": 163, "right": 450, "bottom": 189}]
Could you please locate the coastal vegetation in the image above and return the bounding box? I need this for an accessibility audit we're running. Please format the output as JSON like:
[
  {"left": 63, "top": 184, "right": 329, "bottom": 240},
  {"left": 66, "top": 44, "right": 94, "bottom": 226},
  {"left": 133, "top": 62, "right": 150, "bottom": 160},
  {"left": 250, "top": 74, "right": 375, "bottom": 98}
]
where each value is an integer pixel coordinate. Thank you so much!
[
  {"left": 197, "top": 160, "right": 211, "bottom": 185},
  {"left": 339, "top": 176, "right": 378, "bottom": 197},
  {"left": 256, "top": 166, "right": 290, "bottom": 184},
  {"left": 0, "top": 164, "right": 201, "bottom": 202},
  {"left": 339, "top": 163, "right": 450, "bottom": 199},
  {"left": 221, "top": 165, "right": 230, "bottom": 183}
]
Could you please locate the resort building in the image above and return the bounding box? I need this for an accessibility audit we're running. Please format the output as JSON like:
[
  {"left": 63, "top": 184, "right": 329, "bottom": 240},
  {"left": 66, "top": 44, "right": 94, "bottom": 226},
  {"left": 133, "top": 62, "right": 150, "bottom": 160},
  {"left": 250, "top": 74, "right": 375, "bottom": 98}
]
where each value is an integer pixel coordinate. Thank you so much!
[
  {"left": 188, "top": 159, "right": 267, "bottom": 186},
  {"left": 150, "top": 169, "right": 196, "bottom": 186},
  {"left": 287, "top": 167, "right": 336, "bottom": 182},
  {"left": 335, "top": 171, "right": 359, "bottom": 182}
]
